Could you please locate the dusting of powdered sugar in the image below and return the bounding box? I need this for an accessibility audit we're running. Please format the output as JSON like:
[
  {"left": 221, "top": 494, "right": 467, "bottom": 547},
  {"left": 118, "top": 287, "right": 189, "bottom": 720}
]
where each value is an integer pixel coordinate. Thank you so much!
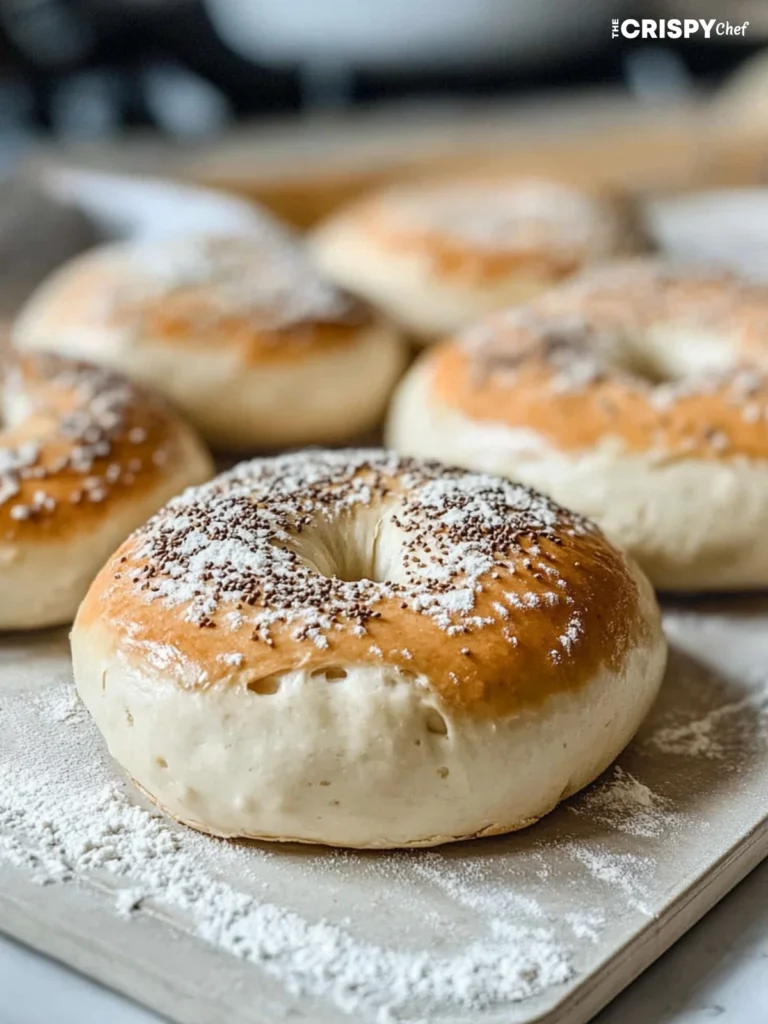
[
  {"left": 456, "top": 258, "right": 768, "bottom": 446},
  {"left": 539, "top": 258, "right": 768, "bottom": 333},
  {"left": 452, "top": 269, "right": 768, "bottom": 459},
  {"left": 379, "top": 179, "right": 634, "bottom": 257},
  {"left": 460, "top": 289, "right": 768, "bottom": 403},
  {"left": 107, "top": 232, "right": 366, "bottom": 334},
  {"left": 461, "top": 307, "right": 610, "bottom": 395},
  {"left": 124, "top": 448, "right": 583, "bottom": 645},
  {"left": 0, "top": 352, "right": 177, "bottom": 522}
]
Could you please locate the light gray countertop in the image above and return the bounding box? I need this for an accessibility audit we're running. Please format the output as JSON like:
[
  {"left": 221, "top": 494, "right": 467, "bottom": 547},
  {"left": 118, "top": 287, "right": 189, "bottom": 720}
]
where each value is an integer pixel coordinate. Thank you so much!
[{"left": 1, "top": 858, "right": 766, "bottom": 1024}]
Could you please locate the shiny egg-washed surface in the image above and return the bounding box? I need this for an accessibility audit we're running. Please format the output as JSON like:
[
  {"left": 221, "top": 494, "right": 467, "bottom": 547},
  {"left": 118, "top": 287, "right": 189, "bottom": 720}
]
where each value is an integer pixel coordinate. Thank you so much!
[{"left": 78, "top": 448, "right": 649, "bottom": 717}]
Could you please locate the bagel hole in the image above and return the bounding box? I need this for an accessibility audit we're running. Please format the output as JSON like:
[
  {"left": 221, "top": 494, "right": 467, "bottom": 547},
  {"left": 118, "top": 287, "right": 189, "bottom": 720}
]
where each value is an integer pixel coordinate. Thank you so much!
[
  {"left": 247, "top": 675, "right": 282, "bottom": 695},
  {"left": 289, "top": 509, "right": 398, "bottom": 585},
  {"left": 425, "top": 708, "right": 448, "bottom": 735},
  {"left": 622, "top": 349, "right": 675, "bottom": 385},
  {"left": 311, "top": 666, "right": 348, "bottom": 682},
  {"left": 621, "top": 334, "right": 732, "bottom": 386}
]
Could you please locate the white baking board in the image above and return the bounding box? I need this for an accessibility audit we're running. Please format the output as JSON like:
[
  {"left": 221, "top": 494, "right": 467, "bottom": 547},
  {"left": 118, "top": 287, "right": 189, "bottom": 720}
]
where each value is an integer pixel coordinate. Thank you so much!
[{"left": 1, "top": 598, "right": 767, "bottom": 1024}]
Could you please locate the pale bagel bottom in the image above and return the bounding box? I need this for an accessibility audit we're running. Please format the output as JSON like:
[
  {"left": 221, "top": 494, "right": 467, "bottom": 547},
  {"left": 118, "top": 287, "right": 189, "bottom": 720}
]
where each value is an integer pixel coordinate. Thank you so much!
[
  {"left": 387, "top": 363, "right": 768, "bottom": 592},
  {"left": 17, "top": 320, "right": 406, "bottom": 451},
  {"left": 72, "top": 564, "right": 664, "bottom": 850}
]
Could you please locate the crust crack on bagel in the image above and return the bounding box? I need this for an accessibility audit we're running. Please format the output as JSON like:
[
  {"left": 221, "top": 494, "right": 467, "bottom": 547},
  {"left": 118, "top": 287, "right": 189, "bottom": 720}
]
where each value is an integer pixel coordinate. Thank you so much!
[{"left": 72, "top": 450, "right": 666, "bottom": 848}]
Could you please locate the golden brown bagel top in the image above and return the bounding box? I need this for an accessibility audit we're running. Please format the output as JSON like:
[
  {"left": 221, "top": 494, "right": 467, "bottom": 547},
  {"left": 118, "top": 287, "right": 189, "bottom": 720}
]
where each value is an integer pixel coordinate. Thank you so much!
[
  {"left": 537, "top": 260, "right": 768, "bottom": 354},
  {"left": 318, "top": 177, "right": 649, "bottom": 284},
  {"left": 15, "top": 233, "right": 376, "bottom": 365},
  {"left": 0, "top": 352, "right": 208, "bottom": 541},
  {"left": 77, "top": 450, "right": 651, "bottom": 719},
  {"left": 429, "top": 262, "right": 768, "bottom": 459}
]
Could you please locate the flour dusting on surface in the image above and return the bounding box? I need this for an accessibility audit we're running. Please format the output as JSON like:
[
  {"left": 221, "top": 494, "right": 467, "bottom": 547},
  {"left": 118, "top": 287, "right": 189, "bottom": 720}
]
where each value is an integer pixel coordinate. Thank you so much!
[
  {"left": 1, "top": 674, "right": 577, "bottom": 1023},
  {"left": 648, "top": 694, "right": 768, "bottom": 759},
  {"left": 3, "top": 599, "right": 768, "bottom": 1022},
  {"left": 569, "top": 766, "right": 679, "bottom": 838}
]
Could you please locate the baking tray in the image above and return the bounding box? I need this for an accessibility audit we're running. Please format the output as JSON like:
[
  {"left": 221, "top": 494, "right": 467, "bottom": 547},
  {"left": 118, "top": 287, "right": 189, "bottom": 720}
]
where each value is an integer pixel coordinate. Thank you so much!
[{"left": 1, "top": 597, "right": 767, "bottom": 1024}]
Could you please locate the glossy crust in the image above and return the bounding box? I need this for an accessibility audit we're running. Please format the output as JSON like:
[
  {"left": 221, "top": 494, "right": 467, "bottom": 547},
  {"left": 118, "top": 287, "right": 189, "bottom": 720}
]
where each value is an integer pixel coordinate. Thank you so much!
[
  {"left": 426, "top": 261, "right": 768, "bottom": 461},
  {"left": 76, "top": 450, "right": 650, "bottom": 718},
  {"left": 386, "top": 262, "right": 768, "bottom": 590}
]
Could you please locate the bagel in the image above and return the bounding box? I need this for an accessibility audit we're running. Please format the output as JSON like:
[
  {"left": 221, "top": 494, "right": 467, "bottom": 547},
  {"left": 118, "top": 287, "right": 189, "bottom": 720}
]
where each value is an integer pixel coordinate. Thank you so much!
[
  {"left": 0, "top": 352, "right": 212, "bottom": 630},
  {"left": 72, "top": 449, "right": 665, "bottom": 849},
  {"left": 310, "top": 177, "right": 650, "bottom": 342},
  {"left": 13, "top": 232, "right": 407, "bottom": 451},
  {"left": 387, "top": 261, "right": 768, "bottom": 591}
]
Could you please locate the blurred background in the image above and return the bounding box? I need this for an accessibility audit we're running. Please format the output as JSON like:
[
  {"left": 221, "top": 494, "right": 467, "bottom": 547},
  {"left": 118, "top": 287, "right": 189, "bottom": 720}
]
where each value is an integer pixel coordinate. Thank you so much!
[
  {"left": 0, "top": 0, "right": 765, "bottom": 141},
  {"left": 2, "top": 0, "right": 768, "bottom": 241}
]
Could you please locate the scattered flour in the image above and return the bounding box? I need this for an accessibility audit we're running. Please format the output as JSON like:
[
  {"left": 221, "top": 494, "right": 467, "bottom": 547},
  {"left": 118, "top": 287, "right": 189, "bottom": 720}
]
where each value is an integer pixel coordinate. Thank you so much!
[
  {"left": 648, "top": 693, "right": 768, "bottom": 760},
  {"left": 32, "top": 678, "right": 88, "bottom": 724},
  {"left": 408, "top": 852, "right": 546, "bottom": 921},
  {"left": 569, "top": 767, "right": 680, "bottom": 838},
  {"left": 564, "top": 910, "right": 606, "bottom": 943},
  {"left": 1, "top": 679, "right": 580, "bottom": 1023},
  {"left": 567, "top": 847, "right": 654, "bottom": 918},
  {"left": 8, "top": 602, "right": 764, "bottom": 1022}
]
